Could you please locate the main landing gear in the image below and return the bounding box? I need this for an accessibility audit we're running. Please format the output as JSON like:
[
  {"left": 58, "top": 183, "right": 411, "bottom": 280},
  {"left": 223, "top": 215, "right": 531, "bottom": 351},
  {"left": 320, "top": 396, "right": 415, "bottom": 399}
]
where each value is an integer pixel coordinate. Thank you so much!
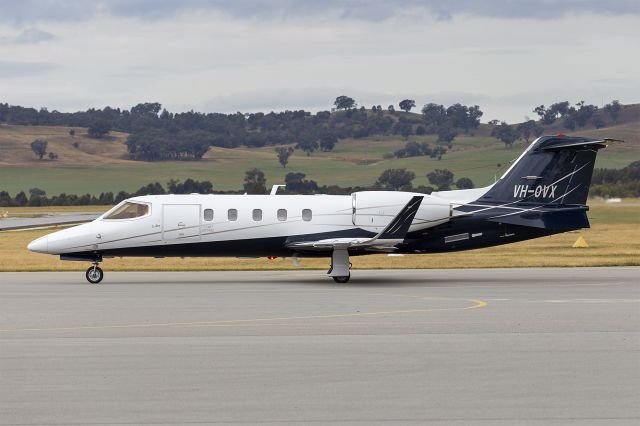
[
  {"left": 328, "top": 248, "right": 351, "bottom": 283},
  {"left": 85, "top": 262, "right": 104, "bottom": 284}
]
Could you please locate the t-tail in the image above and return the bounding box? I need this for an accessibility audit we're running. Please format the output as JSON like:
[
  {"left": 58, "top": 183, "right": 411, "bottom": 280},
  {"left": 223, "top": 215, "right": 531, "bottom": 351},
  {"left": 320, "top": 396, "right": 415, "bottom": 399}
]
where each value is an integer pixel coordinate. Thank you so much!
[{"left": 466, "top": 135, "right": 621, "bottom": 230}]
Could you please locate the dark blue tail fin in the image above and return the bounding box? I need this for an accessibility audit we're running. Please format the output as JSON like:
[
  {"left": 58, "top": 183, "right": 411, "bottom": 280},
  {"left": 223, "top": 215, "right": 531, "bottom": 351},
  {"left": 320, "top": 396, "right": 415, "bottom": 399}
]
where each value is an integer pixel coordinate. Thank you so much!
[{"left": 478, "top": 135, "right": 611, "bottom": 206}]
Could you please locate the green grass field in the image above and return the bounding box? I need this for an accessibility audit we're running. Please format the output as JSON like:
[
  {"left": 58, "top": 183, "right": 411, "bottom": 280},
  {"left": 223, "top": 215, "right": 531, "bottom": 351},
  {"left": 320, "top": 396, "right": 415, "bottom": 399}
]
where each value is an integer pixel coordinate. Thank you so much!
[{"left": 1, "top": 119, "right": 638, "bottom": 196}]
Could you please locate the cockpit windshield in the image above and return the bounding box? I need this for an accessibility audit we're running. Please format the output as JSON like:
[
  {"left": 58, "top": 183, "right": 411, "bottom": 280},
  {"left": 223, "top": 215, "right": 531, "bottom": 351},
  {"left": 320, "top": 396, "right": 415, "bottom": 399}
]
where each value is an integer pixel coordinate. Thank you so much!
[{"left": 103, "top": 202, "right": 149, "bottom": 220}]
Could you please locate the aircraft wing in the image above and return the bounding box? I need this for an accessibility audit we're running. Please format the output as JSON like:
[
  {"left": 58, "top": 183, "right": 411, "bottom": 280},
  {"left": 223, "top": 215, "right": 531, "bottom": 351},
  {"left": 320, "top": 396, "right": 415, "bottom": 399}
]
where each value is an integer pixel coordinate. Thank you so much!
[{"left": 286, "top": 195, "right": 423, "bottom": 251}]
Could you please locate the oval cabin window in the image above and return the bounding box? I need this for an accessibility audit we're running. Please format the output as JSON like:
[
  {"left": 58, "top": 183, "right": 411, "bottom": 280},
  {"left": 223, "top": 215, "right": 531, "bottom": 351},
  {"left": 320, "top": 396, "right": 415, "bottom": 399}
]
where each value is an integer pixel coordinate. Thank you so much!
[
  {"left": 302, "top": 209, "right": 312, "bottom": 221},
  {"left": 203, "top": 209, "right": 214, "bottom": 221}
]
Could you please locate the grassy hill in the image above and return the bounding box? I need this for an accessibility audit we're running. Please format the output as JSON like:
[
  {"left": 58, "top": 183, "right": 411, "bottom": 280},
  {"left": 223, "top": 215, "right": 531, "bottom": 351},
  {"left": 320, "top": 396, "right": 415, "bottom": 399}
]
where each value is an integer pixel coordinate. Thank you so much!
[{"left": 1, "top": 105, "right": 639, "bottom": 196}]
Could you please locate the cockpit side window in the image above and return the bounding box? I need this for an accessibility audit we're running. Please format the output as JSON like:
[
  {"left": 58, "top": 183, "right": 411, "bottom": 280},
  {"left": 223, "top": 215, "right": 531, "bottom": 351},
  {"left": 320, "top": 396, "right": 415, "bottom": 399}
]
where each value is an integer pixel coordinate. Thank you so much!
[{"left": 104, "top": 202, "right": 150, "bottom": 220}]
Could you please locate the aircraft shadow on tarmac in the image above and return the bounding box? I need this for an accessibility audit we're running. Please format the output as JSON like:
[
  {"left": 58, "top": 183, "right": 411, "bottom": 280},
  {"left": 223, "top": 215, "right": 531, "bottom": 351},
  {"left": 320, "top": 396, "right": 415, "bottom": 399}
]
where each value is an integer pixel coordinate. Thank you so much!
[{"left": 62, "top": 274, "right": 521, "bottom": 288}]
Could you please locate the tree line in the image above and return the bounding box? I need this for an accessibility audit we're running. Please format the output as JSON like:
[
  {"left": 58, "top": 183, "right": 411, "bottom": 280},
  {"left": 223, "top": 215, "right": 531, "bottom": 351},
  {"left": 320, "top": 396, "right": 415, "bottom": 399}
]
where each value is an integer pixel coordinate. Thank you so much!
[
  {"left": 589, "top": 161, "right": 640, "bottom": 198},
  {"left": 489, "top": 100, "right": 623, "bottom": 148}
]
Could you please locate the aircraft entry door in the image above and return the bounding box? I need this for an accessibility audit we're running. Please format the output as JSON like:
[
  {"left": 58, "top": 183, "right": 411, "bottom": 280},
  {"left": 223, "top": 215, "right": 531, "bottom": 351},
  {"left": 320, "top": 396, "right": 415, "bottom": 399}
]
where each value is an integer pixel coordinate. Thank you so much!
[{"left": 162, "top": 204, "right": 201, "bottom": 243}]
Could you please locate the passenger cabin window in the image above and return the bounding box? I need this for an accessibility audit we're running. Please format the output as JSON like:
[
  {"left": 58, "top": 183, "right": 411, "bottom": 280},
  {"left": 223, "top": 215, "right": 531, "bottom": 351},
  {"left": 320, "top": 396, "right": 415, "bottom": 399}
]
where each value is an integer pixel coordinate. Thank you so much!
[
  {"left": 228, "top": 209, "right": 238, "bottom": 221},
  {"left": 253, "top": 209, "right": 262, "bottom": 221},
  {"left": 203, "top": 209, "right": 214, "bottom": 221},
  {"left": 277, "top": 209, "right": 287, "bottom": 221},
  {"left": 302, "top": 209, "right": 312, "bottom": 221},
  {"left": 104, "top": 202, "right": 149, "bottom": 220}
]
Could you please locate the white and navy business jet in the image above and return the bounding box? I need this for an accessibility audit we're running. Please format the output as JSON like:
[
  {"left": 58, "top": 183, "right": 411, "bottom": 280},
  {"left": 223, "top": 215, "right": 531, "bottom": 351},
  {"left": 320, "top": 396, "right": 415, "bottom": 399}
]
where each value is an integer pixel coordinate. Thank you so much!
[{"left": 28, "top": 135, "right": 615, "bottom": 284}]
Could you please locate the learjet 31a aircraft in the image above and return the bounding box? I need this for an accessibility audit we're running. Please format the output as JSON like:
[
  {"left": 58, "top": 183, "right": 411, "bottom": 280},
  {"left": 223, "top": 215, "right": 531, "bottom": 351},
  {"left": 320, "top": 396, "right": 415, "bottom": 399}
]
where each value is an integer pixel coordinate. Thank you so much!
[{"left": 28, "top": 135, "right": 617, "bottom": 283}]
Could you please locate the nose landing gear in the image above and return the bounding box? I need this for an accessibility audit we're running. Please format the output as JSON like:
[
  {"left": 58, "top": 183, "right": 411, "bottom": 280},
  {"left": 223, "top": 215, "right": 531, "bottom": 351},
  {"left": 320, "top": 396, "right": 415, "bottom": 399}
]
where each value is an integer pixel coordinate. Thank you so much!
[{"left": 85, "top": 262, "right": 104, "bottom": 284}]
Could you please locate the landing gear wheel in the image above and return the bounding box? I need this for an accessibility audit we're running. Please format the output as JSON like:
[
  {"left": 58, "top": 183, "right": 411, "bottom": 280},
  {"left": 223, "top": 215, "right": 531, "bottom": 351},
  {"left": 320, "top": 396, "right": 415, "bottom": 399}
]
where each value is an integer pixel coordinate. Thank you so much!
[
  {"left": 333, "top": 275, "right": 350, "bottom": 283},
  {"left": 86, "top": 266, "right": 104, "bottom": 284}
]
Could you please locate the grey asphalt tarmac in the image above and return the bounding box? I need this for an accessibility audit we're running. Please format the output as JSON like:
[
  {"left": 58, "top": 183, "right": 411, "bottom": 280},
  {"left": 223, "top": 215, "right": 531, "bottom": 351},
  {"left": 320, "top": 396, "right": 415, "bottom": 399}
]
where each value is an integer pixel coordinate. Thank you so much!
[
  {"left": 1, "top": 268, "right": 639, "bottom": 425},
  {"left": 0, "top": 213, "right": 99, "bottom": 230}
]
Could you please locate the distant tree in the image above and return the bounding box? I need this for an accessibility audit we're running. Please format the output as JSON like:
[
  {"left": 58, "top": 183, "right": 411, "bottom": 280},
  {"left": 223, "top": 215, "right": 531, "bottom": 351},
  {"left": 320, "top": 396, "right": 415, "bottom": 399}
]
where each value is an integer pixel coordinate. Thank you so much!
[
  {"left": 394, "top": 141, "right": 429, "bottom": 158},
  {"left": 48, "top": 152, "right": 58, "bottom": 160},
  {"left": 516, "top": 120, "right": 544, "bottom": 143},
  {"left": 604, "top": 100, "right": 621, "bottom": 123},
  {"left": 135, "top": 182, "right": 166, "bottom": 195},
  {"left": 275, "top": 146, "right": 294, "bottom": 167},
  {"left": 533, "top": 104, "right": 558, "bottom": 124},
  {"left": 421, "top": 103, "right": 447, "bottom": 128},
  {"left": 592, "top": 116, "right": 606, "bottom": 129},
  {"left": 243, "top": 168, "right": 267, "bottom": 194},
  {"left": 167, "top": 178, "right": 213, "bottom": 194},
  {"left": 87, "top": 119, "right": 111, "bottom": 138},
  {"left": 296, "top": 136, "right": 319, "bottom": 156},
  {"left": 415, "top": 125, "right": 426, "bottom": 135},
  {"left": 563, "top": 115, "right": 576, "bottom": 131},
  {"left": 319, "top": 132, "right": 338, "bottom": 151},
  {"left": 68, "top": 128, "right": 75, "bottom": 137},
  {"left": 29, "top": 188, "right": 46, "bottom": 197},
  {"left": 427, "top": 169, "right": 454, "bottom": 191},
  {"left": 387, "top": 105, "right": 395, "bottom": 113},
  {"left": 30, "top": 139, "right": 47, "bottom": 159},
  {"left": 487, "top": 119, "right": 500, "bottom": 126},
  {"left": 131, "top": 102, "right": 162, "bottom": 117},
  {"left": 376, "top": 168, "right": 415, "bottom": 190},
  {"left": 430, "top": 145, "right": 447, "bottom": 160},
  {"left": 399, "top": 99, "right": 416, "bottom": 113},
  {"left": 334, "top": 96, "right": 356, "bottom": 110},
  {"left": 549, "top": 101, "right": 570, "bottom": 118},
  {"left": 0, "top": 191, "right": 12, "bottom": 207},
  {"left": 491, "top": 122, "right": 519, "bottom": 148},
  {"left": 392, "top": 121, "right": 413, "bottom": 139},
  {"left": 568, "top": 101, "right": 598, "bottom": 128},
  {"left": 285, "top": 172, "right": 319, "bottom": 193},
  {"left": 455, "top": 177, "right": 474, "bottom": 189},
  {"left": 14, "top": 191, "right": 28, "bottom": 206},
  {"left": 533, "top": 105, "right": 546, "bottom": 119},
  {"left": 445, "top": 103, "right": 469, "bottom": 130},
  {"left": 436, "top": 125, "right": 457, "bottom": 146},
  {"left": 466, "top": 105, "right": 484, "bottom": 129},
  {"left": 28, "top": 188, "right": 47, "bottom": 206},
  {"left": 316, "top": 110, "right": 331, "bottom": 120}
]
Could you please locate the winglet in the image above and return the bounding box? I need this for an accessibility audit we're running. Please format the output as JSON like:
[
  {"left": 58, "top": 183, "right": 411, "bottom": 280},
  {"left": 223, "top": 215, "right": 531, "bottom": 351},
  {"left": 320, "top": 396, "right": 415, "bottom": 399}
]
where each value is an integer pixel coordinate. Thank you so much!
[{"left": 377, "top": 195, "right": 423, "bottom": 240}]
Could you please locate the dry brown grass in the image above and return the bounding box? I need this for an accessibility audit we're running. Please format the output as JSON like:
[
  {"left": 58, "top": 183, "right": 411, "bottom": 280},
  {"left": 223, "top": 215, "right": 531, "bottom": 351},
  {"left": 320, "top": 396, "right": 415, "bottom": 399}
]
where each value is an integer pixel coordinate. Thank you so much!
[
  {"left": 0, "top": 124, "right": 129, "bottom": 166},
  {"left": 2, "top": 223, "right": 638, "bottom": 272}
]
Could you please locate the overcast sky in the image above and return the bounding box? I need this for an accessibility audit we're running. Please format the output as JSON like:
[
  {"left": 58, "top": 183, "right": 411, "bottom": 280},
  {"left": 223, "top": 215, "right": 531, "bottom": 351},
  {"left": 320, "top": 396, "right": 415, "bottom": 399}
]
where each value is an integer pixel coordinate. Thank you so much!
[{"left": 1, "top": 0, "right": 639, "bottom": 122}]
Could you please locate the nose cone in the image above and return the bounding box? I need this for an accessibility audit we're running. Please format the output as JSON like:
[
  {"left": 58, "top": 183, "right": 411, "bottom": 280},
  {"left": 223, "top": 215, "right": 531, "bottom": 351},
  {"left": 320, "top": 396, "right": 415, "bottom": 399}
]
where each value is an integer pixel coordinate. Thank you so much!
[{"left": 27, "top": 236, "right": 49, "bottom": 253}]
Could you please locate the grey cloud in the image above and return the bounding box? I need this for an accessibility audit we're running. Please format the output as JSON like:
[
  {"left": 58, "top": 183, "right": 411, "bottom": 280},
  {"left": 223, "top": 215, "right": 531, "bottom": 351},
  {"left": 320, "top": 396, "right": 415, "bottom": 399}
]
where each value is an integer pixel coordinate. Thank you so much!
[
  {"left": 199, "top": 87, "right": 340, "bottom": 113},
  {"left": 1, "top": 0, "right": 638, "bottom": 24},
  {"left": 0, "top": 60, "right": 58, "bottom": 78},
  {"left": 2, "top": 28, "right": 56, "bottom": 44}
]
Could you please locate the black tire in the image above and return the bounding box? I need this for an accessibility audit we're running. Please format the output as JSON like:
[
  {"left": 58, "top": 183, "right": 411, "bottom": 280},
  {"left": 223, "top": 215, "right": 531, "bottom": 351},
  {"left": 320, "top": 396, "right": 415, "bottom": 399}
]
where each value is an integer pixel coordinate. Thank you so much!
[
  {"left": 333, "top": 275, "right": 350, "bottom": 283},
  {"left": 86, "top": 266, "right": 104, "bottom": 284}
]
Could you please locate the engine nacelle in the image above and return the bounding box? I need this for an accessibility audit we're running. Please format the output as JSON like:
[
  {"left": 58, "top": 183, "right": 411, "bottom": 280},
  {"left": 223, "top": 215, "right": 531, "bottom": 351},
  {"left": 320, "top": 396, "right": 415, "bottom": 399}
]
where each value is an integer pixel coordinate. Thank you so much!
[{"left": 351, "top": 191, "right": 450, "bottom": 233}]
